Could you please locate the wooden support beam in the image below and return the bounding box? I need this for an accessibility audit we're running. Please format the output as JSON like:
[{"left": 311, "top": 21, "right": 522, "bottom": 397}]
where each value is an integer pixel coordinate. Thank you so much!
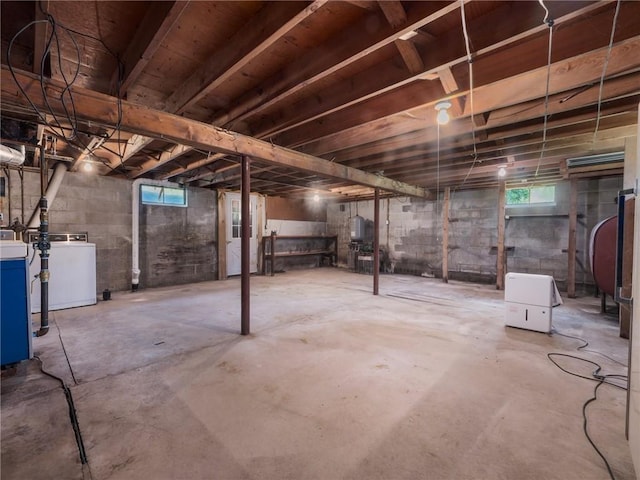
[
  {"left": 377, "top": 0, "right": 407, "bottom": 27},
  {"left": 33, "top": 1, "right": 49, "bottom": 76},
  {"left": 377, "top": 1, "right": 424, "bottom": 74},
  {"left": 496, "top": 181, "right": 506, "bottom": 290},
  {"left": 166, "top": 1, "right": 326, "bottom": 114},
  {"left": 394, "top": 40, "right": 424, "bottom": 74},
  {"left": 438, "top": 67, "right": 459, "bottom": 94},
  {"left": 162, "top": 153, "right": 226, "bottom": 180},
  {"left": 111, "top": 1, "right": 188, "bottom": 96},
  {"left": 442, "top": 187, "right": 450, "bottom": 283},
  {"left": 180, "top": 160, "right": 238, "bottom": 183},
  {"left": 281, "top": 5, "right": 635, "bottom": 155},
  {"left": 472, "top": 112, "right": 490, "bottom": 127},
  {"left": 131, "top": 144, "right": 192, "bottom": 178},
  {"left": 112, "top": 134, "right": 155, "bottom": 170},
  {"left": 0, "top": 67, "right": 429, "bottom": 199},
  {"left": 567, "top": 178, "right": 578, "bottom": 298},
  {"left": 114, "top": 1, "right": 327, "bottom": 172},
  {"left": 70, "top": 136, "right": 104, "bottom": 172},
  {"left": 211, "top": 1, "right": 463, "bottom": 127},
  {"left": 464, "top": 36, "right": 640, "bottom": 116}
]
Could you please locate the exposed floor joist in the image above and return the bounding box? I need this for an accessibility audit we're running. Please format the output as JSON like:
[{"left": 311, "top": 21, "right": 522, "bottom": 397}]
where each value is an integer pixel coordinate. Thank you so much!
[{"left": 2, "top": 67, "right": 428, "bottom": 198}]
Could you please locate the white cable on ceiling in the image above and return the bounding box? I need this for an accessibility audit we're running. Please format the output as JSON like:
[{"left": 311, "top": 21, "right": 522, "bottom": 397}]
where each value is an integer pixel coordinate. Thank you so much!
[
  {"left": 534, "top": 22, "right": 554, "bottom": 177},
  {"left": 459, "top": 0, "right": 478, "bottom": 188},
  {"left": 592, "top": 0, "right": 622, "bottom": 144},
  {"left": 538, "top": 0, "right": 551, "bottom": 25}
]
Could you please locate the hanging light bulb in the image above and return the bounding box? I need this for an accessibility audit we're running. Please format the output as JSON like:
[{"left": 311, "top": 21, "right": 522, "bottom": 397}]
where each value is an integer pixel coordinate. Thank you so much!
[
  {"left": 498, "top": 166, "right": 507, "bottom": 178},
  {"left": 435, "top": 101, "right": 452, "bottom": 125},
  {"left": 83, "top": 162, "right": 93, "bottom": 172},
  {"left": 313, "top": 193, "right": 320, "bottom": 202}
]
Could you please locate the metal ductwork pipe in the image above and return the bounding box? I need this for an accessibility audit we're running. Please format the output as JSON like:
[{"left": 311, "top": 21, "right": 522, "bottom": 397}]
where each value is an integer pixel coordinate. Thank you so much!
[
  {"left": 27, "top": 162, "right": 68, "bottom": 229},
  {"left": 0, "top": 144, "right": 26, "bottom": 166}
]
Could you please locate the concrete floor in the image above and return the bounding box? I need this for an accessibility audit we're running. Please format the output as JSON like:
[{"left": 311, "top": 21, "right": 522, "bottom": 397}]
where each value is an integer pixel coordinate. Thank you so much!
[{"left": 1, "top": 268, "right": 635, "bottom": 480}]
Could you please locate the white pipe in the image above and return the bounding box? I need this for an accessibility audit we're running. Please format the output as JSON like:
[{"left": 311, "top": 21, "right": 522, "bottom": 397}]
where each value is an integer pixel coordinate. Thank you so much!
[
  {"left": 27, "top": 162, "right": 68, "bottom": 229},
  {"left": 131, "top": 178, "right": 180, "bottom": 290},
  {"left": 0, "top": 144, "right": 26, "bottom": 166}
]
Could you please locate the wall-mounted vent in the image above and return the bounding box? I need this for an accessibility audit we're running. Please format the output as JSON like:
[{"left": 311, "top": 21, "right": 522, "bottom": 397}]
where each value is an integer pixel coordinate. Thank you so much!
[{"left": 566, "top": 151, "right": 624, "bottom": 169}]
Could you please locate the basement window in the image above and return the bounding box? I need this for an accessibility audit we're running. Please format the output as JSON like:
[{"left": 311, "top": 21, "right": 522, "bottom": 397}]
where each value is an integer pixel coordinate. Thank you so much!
[
  {"left": 506, "top": 185, "right": 555, "bottom": 206},
  {"left": 140, "top": 185, "right": 187, "bottom": 207}
]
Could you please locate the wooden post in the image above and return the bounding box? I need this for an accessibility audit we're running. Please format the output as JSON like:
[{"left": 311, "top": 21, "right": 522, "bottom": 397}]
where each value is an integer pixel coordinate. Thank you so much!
[
  {"left": 496, "top": 181, "right": 506, "bottom": 290},
  {"left": 241, "top": 155, "right": 250, "bottom": 335},
  {"left": 568, "top": 178, "right": 578, "bottom": 298},
  {"left": 442, "top": 187, "right": 450, "bottom": 283},
  {"left": 373, "top": 188, "right": 380, "bottom": 295},
  {"left": 270, "top": 230, "right": 276, "bottom": 277},
  {"left": 217, "top": 190, "right": 227, "bottom": 280}
]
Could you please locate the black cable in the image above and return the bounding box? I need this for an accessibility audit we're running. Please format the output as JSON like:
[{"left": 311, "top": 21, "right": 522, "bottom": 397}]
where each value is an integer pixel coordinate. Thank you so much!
[
  {"left": 7, "top": 9, "right": 126, "bottom": 166},
  {"left": 33, "top": 356, "right": 88, "bottom": 465},
  {"left": 552, "top": 329, "right": 627, "bottom": 367},
  {"left": 547, "top": 332, "right": 629, "bottom": 480},
  {"left": 583, "top": 380, "right": 616, "bottom": 480},
  {"left": 547, "top": 353, "right": 627, "bottom": 390}
]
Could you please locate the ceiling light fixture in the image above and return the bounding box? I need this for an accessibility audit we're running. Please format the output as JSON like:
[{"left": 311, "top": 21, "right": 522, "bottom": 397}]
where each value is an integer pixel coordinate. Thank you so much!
[
  {"left": 435, "top": 101, "right": 452, "bottom": 125},
  {"left": 83, "top": 162, "right": 93, "bottom": 172},
  {"left": 313, "top": 193, "right": 320, "bottom": 202},
  {"left": 498, "top": 166, "right": 507, "bottom": 178}
]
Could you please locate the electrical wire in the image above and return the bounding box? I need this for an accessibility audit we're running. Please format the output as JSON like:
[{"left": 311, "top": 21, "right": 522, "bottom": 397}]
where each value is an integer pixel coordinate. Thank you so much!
[
  {"left": 34, "top": 356, "right": 89, "bottom": 465},
  {"left": 458, "top": 0, "right": 478, "bottom": 188},
  {"left": 547, "top": 330, "right": 629, "bottom": 480},
  {"left": 7, "top": 7, "right": 125, "bottom": 168},
  {"left": 552, "top": 329, "right": 627, "bottom": 367},
  {"left": 592, "top": 0, "right": 622, "bottom": 144},
  {"left": 534, "top": 15, "right": 554, "bottom": 177},
  {"left": 538, "top": 0, "right": 551, "bottom": 25},
  {"left": 584, "top": 380, "right": 617, "bottom": 480}
]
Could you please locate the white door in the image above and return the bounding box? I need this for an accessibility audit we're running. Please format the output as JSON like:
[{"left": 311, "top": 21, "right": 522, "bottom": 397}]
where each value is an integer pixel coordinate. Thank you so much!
[{"left": 226, "top": 192, "right": 258, "bottom": 276}]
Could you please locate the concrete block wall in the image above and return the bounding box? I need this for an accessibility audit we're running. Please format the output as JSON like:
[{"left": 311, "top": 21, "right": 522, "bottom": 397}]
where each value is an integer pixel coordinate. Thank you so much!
[
  {"left": 7, "top": 169, "right": 132, "bottom": 293},
  {"left": 6, "top": 168, "right": 218, "bottom": 294},
  {"left": 327, "top": 176, "right": 622, "bottom": 290},
  {"left": 140, "top": 187, "right": 217, "bottom": 288}
]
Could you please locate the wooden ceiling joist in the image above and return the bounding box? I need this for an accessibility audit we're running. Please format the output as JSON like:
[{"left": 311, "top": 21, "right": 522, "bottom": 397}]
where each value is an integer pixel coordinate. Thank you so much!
[
  {"left": 299, "top": 38, "right": 640, "bottom": 157},
  {"left": 165, "top": 0, "right": 327, "bottom": 115},
  {"left": 259, "top": 1, "right": 616, "bottom": 146},
  {"left": 2, "top": 67, "right": 428, "bottom": 199},
  {"left": 209, "top": 1, "right": 463, "bottom": 127},
  {"left": 136, "top": 1, "right": 634, "bottom": 184},
  {"left": 111, "top": 1, "right": 189, "bottom": 97}
]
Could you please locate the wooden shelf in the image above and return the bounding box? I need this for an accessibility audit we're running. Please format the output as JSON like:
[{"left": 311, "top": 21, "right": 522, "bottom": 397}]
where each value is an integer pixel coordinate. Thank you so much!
[
  {"left": 262, "top": 235, "right": 338, "bottom": 275},
  {"left": 264, "top": 249, "right": 334, "bottom": 258}
]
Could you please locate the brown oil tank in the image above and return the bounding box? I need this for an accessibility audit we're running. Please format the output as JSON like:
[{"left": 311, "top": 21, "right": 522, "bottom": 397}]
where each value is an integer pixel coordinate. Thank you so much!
[{"left": 589, "top": 216, "right": 616, "bottom": 297}]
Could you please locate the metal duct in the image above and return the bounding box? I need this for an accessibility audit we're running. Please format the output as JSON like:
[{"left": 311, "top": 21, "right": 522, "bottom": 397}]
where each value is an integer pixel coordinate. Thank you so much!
[
  {"left": 26, "top": 162, "right": 68, "bottom": 229},
  {"left": 0, "top": 144, "right": 26, "bottom": 166}
]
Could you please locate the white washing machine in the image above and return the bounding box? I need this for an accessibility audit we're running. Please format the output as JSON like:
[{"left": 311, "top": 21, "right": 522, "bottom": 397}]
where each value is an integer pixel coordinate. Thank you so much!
[{"left": 28, "top": 233, "right": 97, "bottom": 313}]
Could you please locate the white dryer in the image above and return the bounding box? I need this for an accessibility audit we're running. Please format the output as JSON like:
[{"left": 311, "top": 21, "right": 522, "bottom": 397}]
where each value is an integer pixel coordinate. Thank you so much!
[{"left": 28, "top": 233, "right": 97, "bottom": 313}]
